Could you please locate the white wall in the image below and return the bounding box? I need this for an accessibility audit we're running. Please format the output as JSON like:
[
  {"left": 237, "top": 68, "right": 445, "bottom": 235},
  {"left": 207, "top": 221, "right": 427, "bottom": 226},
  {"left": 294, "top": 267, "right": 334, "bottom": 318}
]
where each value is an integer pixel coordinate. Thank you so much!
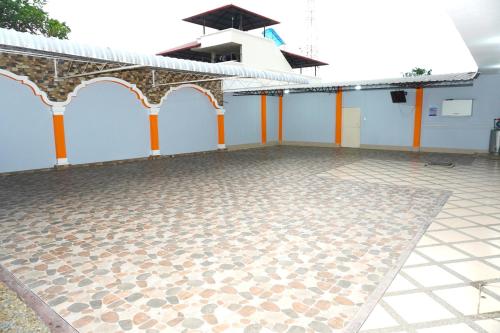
[
  {"left": 159, "top": 88, "right": 218, "bottom": 155},
  {"left": 0, "top": 75, "right": 56, "bottom": 173},
  {"left": 65, "top": 82, "right": 150, "bottom": 165},
  {"left": 283, "top": 93, "right": 335, "bottom": 143},
  {"left": 199, "top": 29, "right": 292, "bottom": 72}
]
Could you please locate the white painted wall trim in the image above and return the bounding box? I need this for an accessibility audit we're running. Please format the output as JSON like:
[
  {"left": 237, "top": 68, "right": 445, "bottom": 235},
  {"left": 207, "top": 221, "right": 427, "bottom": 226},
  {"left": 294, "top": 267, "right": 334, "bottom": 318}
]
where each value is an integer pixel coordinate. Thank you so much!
[
  {"left": 56, "top": 158, "right": 68, "bottom": 166},
  {"left": 0, "top": 68, "right": 53, "bottom": 107},
  {"left": 0, "top": 69, "right": 222, "bottom": 112},
  {"left": 158, "top": 83, "right": 222, "bottom": 111}
]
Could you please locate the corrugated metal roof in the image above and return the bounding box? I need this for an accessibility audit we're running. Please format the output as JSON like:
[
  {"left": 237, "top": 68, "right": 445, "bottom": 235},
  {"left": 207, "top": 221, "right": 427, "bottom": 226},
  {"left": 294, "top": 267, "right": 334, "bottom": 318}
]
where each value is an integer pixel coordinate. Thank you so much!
[
  {"left": 0, "top": 28, "right": 310, "bottom": 84},
  {"left": 226, "top": 72, "right": 479, "bottom": 94}
]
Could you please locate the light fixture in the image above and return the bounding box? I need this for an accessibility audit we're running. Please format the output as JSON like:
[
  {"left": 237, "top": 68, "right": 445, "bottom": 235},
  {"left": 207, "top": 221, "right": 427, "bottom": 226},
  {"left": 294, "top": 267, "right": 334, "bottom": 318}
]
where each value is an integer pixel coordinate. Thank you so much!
[
  {"left": 355, "top": 85, "right": 362, "bottom": 90},
  {"left": 284, "top": 89, "right": 290, "bottom": 94}
]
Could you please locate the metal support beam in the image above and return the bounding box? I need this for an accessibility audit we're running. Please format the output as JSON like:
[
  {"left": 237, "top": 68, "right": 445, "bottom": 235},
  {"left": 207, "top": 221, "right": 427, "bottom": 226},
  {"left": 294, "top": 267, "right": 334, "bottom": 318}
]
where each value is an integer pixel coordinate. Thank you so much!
[
  {"left": 57, "top": 64, "right": 144, "bottom": 80},
  {"left": 154, "top": 76, "right": 246, "bottom": 87}
]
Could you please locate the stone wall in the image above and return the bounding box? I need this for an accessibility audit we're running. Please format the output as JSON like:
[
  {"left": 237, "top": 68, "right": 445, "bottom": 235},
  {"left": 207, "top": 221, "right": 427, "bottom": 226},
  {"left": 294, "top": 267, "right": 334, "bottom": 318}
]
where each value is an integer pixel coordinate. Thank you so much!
[{"left": 0, "top": 52, "right": 223, "bottom": 105}]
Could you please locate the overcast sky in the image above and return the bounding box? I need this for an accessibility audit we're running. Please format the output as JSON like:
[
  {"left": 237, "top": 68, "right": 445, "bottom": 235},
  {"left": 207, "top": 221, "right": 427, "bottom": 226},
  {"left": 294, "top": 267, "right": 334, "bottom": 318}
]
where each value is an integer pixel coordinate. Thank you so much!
[{"left": 45, "top": 0, "right": 477, "bottom": 81}]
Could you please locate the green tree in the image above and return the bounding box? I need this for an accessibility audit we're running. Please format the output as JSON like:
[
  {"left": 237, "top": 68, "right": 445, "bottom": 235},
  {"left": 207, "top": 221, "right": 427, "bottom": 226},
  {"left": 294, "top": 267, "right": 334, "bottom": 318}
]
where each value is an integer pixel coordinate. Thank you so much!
[
  {"left": 0, "top": 0, "right": 70, "bottom": 39},
  {"left": 403, "top": 67, "right": 432, "bottom": 77}
]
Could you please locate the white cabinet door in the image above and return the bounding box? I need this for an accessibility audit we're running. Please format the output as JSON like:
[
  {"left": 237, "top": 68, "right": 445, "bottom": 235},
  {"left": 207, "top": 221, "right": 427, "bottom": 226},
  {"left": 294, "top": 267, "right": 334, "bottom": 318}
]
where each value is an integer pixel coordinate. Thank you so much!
[{"left": 342, "top": 108, "right": 361, "bottom": 148}]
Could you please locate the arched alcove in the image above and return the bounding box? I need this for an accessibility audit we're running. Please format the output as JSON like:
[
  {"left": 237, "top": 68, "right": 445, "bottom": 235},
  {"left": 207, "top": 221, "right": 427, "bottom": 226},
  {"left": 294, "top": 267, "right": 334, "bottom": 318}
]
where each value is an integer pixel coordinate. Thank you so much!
[
  {"left": 0, "top": 74, "right": 56, "bottom": 173},
  {"left": 64, "top": 81, "right": 150, "bottom": 165},
  {"left": 158, "top": 87, "right": 218, "bottom": 155}
]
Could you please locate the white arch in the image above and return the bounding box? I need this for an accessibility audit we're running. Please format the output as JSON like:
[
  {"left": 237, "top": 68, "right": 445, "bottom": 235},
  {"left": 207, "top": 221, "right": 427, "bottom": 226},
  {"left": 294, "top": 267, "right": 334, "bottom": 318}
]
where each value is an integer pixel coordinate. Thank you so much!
[
  {"left": 0, "top": 69, "right": 223, "bottom": 113},
  {"left": 0, "top": 68, "right": 53, "bottom": 107},
  {"left": 159, "top": 83, "right": 223, "bottom": 113},
  {"left": 0, "top": 69, "right": 156, "bottom": 110},
  {"left": 65, "top": 77, "right": 154, "bottom": 109}
]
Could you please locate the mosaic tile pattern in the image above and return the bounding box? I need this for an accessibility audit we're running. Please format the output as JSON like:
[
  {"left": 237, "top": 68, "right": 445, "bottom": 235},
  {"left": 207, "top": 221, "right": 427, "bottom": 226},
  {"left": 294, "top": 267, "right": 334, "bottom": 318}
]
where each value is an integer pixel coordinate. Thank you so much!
[{"left": 0, "top": 147, "right": 452, "bottom": 332}]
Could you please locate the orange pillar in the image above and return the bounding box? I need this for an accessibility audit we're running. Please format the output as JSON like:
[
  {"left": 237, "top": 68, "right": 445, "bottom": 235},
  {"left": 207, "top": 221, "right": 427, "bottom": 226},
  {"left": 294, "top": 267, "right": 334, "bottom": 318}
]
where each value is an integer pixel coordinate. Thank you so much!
[
  {"left": 217, "top": 111, "right": 225, "bottom": 149},
  {"left": 149, "top": 110, "right": 160, "bottom": 155},
  {"left": 413, "top": 87, "right": 424, "bottom": 149},
  {"left": 278, "top": 95, "right": 283, "bottom": 144},
  {"left": 335, "top": 88, "right": 343, "bottom": 146},
  {"left": 52, "top": 107, "right": 68, "bottom": 165},
  {"left": 261, "top": 94, "right": 267, "bottom": 144}
]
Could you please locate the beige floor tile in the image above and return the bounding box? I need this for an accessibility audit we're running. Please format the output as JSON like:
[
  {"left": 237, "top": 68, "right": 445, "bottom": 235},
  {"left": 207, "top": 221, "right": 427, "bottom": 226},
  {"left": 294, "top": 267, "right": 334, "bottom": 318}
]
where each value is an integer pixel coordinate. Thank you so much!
[
  {"left": 436, "top": 212, "right": 454, "bottom": 219},
  {"left": 387, "top": 274, "right": 417, "bottom": 293},
  {"left": 486, "top": 257, "right": 500, "bottom": 269},
  {"left": 417, "top": 245, "right": 470, "bottom": 262},
  {"left": 484, "top": 282, "right": 500, "bottom": 298},
  {"left": 446, "top": 261, "right": 500, "bottom": 281},
  {"left": 437, "top": 217, "right": 477, "bottom": 229},
  {"left": 384, "top": 293, "right": 455, "bottom": 324},
  {"left": 444, "top": 208, "right": 480, "bottom": 217},
  {"left": 403, "top": 265, "right": 463, "bottom": 287},
  {"left": 447, "top": 200, "right": 481, "bottom": 208},
  {"left": 416, "top": 323, "right": 477, "bottom": 333},
  {"left": 404, "top": 253, "right": 430, "bottom": 266},
  {"left": 434, "top": 286, "right": 500, "bottom": 315},
  {"left": 453, "top": 241, "right": 500, "bottom": 257},
  {"left": 460, "top": 227, "right": 500, "bottom": 240},
  {"left": 465, "top": 215, "right": 500, "bottom": 226},
  {"left": 470, "top": 206, "right": 500, "bottom": 215},
  {"left": 360, "top": 304, "right": 399, "bottom": 330},
  {"left": 487, "top": 239, "right": 500, "bottom": 248},
  {"left": 474, "top": 318, "right": 500, "bottom": 332},
  {"left": 427, "top": 223, "right": 448, "bottom": 231},
  {"left": 417, "top": 236, "right": 441, "bottom": 247},
  {"left": 427, "top": 230, "right": 474, "bottom": 243}
]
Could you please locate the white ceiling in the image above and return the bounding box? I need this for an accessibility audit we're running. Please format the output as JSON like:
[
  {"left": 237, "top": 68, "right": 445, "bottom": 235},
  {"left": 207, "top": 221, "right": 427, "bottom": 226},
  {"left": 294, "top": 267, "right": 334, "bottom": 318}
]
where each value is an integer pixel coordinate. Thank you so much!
[{"left": 442, "top": 0, "right": 500, "bottom": 73}]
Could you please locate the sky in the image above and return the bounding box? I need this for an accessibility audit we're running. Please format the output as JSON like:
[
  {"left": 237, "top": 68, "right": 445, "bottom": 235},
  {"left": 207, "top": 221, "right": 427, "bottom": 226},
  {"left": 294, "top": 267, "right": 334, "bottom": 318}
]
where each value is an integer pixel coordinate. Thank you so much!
[{"left": 45, "top": 0, "right": 478, "bottom": 81}]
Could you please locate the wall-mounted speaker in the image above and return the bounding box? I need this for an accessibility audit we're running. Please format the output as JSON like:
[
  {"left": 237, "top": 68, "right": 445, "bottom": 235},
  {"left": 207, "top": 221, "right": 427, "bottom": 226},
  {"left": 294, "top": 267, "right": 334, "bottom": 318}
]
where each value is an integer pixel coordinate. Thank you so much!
[{"left": 390, "top": 90, "right": 407, "bottom": 103}]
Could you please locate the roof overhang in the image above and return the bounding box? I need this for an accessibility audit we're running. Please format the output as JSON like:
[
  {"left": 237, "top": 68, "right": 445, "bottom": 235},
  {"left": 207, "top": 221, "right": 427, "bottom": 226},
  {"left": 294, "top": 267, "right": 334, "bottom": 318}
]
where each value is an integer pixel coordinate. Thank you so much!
[
  {"left": 280, "top": 50, "right": 328, "bottom": 69},
  {"left": 156, "top": 42, "right": 211, "bottom": 62},
  {"left": 0, "top": 28, "right": 310, "bottom": 85},
  {"left": 443, "top": 0, "right": 499, "bottom": 73},
  {"left": 228, "top": 72, "right": 479, "bottom": 96},
  {"left": 183, "top": 4, "right": 279, "bottom": 31}
]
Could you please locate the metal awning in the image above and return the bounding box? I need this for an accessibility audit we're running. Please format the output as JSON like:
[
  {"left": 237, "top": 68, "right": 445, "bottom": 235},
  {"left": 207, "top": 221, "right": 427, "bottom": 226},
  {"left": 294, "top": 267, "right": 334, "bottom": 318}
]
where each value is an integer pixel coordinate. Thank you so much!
[
  {"left": 0, "top": 28, "right": 310, "bottom": 85},
  {"left": 183, "top": 4, "right": 279, "bottom": 31},
  {"left": 228, "top": 72, "right": 480, "bottom": 95}
]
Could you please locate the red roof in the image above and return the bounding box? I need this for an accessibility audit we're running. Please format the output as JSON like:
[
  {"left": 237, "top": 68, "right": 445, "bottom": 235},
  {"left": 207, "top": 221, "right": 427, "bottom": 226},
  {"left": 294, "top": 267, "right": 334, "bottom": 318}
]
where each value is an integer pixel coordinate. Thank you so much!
[
  {"left": 280, "top": 50, "right": 328, "bottom": 68},
  {"left": 156, "top": 41, "right": 201, "bottom": 56}
]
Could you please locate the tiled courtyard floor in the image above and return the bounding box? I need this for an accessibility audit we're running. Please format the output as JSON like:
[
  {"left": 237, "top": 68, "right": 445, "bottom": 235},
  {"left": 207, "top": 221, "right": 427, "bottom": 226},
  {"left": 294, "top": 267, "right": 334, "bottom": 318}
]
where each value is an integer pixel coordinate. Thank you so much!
[
  {"left": 0, "top": 146, "right": 498, "bottom": 332},
  {"left": 318, "top": 156, "right": 500, "bottom": 332}
]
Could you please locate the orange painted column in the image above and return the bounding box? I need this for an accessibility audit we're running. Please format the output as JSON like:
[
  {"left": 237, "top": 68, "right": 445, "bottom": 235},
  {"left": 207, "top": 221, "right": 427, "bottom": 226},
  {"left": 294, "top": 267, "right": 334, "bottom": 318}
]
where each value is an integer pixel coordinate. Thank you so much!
[
  {"left": 52, "top": 107, "right": 68, "bottom": 166},
  {"left": 335, "top": 88, "right": 343, "bottom": 146},
  {"left": 413, "top": 87, "right": 424, "bottom": 149},
  {"left": 217, "top": 111, "right": 225, "bottom": 149},
  {"left": 261, "top": 94, "right": 267, "bottom": 144},
  {"left": 149, "top": 109, "right": 160, "bottom": 155},
  {"left": 278, "top": 95, "right": 283, "bottom": 144}
]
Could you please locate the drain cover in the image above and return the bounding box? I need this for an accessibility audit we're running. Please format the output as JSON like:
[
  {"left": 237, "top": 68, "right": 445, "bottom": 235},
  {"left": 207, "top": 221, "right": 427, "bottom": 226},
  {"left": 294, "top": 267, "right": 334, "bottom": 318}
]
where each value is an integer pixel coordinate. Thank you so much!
[{"left": 425, "top": 161, "right": 455, "bottom": 168}]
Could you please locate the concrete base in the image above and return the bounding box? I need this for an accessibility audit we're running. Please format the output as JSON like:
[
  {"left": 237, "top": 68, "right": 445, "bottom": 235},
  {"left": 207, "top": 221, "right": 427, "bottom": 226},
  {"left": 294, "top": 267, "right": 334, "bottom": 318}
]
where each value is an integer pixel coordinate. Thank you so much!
[{"left": 281, "top": 141, "right": 336, "bottom": 148}]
